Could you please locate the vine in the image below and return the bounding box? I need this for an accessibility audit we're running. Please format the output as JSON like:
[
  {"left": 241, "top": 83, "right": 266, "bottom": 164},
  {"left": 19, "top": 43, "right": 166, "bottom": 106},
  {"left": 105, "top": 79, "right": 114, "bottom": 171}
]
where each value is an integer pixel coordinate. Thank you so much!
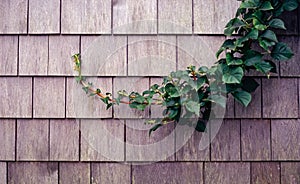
[{"left": 72, "top": 0, "right": 298, "bottom": 135}]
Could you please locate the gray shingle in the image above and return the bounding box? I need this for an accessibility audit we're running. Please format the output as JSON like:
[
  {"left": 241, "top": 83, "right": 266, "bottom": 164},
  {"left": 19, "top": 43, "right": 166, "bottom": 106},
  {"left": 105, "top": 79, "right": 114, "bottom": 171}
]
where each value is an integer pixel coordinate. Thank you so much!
[
  {"left": 0, "top": 36, "right": 18, "bottom": 75},
  {"left": 0, "top": 119, "right": 15, "bottom": 160}
]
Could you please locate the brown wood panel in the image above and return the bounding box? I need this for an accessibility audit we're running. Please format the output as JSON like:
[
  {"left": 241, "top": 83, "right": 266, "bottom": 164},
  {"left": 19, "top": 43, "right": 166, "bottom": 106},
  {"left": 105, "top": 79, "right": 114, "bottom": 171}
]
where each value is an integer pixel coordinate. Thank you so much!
[
  {"left": 29, "top": 0, "right": 60, "bottom": 33},
  {"left": 272, "top": 119, "right": 300, "bottom": 160},
  {"left": 0, "top": 162, "right": 6, "bottom": 184},
  {"left": 262, "top": 78, "right": 298, "bottom": 118},
  {"left": 194, "top": 0, "right": 240, "bottom": 34},
  {"left": 113, "top": 0, "right": 157, "bottom": 34},
  {"left": 251, "top": 162, "right": 280, "bottom": 184},
  {"left": 0, "top": 0, "right": 27, "bottom": 33},
  {"left": 80, "top": 36, "right": 127, "bottom": 76},
  {"left": 17, "top": 120, "right": 49, "bottom": 161},
  {"left": 205, "top": 162, "right": 250, "bottom": 184},
  {"left": 0, "top": 119, "right": 15, "bottom": 160},
  {"left": 126, "top": 120, "right": 175, "bottom": 161},
  {"left": 91, "top": 163, "right": 130, "bottom": 184},
  {"left": 80, "top": 119, "right": 124, "bottom": 161},
  {"left": 19, "top": 36, "right": 48, "bottom": 75},
  {"left": 281, "top": 162, "right": 300, "bottom": 184},
  {"left": 61, "top": 0, "right": 111, "bottom": 34},
  {"left": 277, "top": 9, "right": 299, "bottom": 35},
  {"left": 8, "top": 162, "right": 58, "bottom": 183},
  {"left": 0, "top": 77, "right": 32, "bottom": 118},
  {"left": 132, "top": 162, "right": 203, "bottom": 184},
  {"left": 66, "top": 77, "right": 112, "bottom": 118},
  {"left": 50, "top": 119, "right": 79, "bottom": 161},
  {"left": 0, "top": 36, "right": 18, "bottom": 75},
  {"left": 59, "top": 163, "right": 90, "bottom": 184},
  {"left": 158, "top": 0, "right": 192, "bottom": 34},
  {"left": 48, "top": 36, "right": 80, "bottom": 76},
  {"left": 211, "top": 120, "right": 241, "bottom": 161},
  {"left": 34, "top": 77, "right": 65, "bottom": 118},
  {"left": 128, "top": 36, "right": 176, "bottom": 76},
  {"left": 241, "top": 119, "right": 271, "bottom": 161},
  {"left": 280, "top": 36, "right": 300, "bottom": 76}
]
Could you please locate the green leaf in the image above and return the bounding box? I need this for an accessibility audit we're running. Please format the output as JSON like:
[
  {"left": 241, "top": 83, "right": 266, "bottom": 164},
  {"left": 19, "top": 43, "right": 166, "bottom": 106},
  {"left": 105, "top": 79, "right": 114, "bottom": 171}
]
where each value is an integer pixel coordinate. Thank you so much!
[
  {"left": 259, "top": 39, "right": 276, "bottom": 51},
  {"left": 241, "top": 78, "right": 259, "bottom": 93},
  {"left": 232, "top": 90, "right": 252, "bottom": 107},
  {"left": 216, "top": 39, "right": 236, "bottom": 58},
  {"left": 224, "top": 18, "right": 246, "bottom": 36},
  {"left": 254, "top": 61, "right": 274, "bottom": 74},
  {"left": 260, "top": 30, "right": 278, "bottom": 42},
  {"left": 165, "top": 83, "right": 180, "bottom": 97},
  {"left": 260, "top": 1, "right": 274, "bottom": 10},
  {"left": 106, "top": 103, "right": 113, "bottom": 110},
  {"left": 185, "top": 101, "right": 201, "bottom": 116},
  {"left": 195, "top": 120, "right": 206, "bottom": 132},
  {"left": 240, "top": 0, "right": 258, "bottom": 9},
  {"left": 207, "top": 94, "right": 227, "bottom": 108},
  {"left": 96, "top": 88, "right": 101, "bottom": 94},
  {"left": 149, "top": 123, "right": 163, "bottom": 137},
  {"left": 82, "top": 86, "right": 89, "bottom": 94},
  {"left": 222, "top": 66, "right": 244, "bottom": 84},
  {"left": 271, "top": 42, "right": 294, "bottom": 61},
  {"left": 283, "top": 0, "right": 298, "bottom": 11},
  {"left": 269, "top": 18, "right": 286, "bottom": 30},
  {"left": 101, "top": 97, "right": 109, "bottom": 104},
  {"left": 244, "top": 52, "right": 263, "bottom": 66},
  {"left": 253, "top": 18, "right": 267, "bottom": 30}
]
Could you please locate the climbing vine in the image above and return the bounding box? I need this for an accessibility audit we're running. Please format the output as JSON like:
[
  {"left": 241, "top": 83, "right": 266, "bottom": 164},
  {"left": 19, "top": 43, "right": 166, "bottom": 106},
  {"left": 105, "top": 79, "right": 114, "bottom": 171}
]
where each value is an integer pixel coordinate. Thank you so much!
[{"left": 72, "top": 0, "right": 298, "bottom": 135}]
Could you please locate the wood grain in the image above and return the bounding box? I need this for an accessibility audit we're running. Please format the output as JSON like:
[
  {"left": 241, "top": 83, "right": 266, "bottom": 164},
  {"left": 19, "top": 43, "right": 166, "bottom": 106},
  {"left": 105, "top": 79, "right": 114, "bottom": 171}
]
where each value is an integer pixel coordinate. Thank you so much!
[
  {"left": 61, "top": 0, "right": 111, "bottom": 34},
  {"left": 80, "top": 119, "right": 124, "bottom": 161},
  {"left": 158, "top": 0, "right": 192, "bottom": 34},
  {"left": 262, "top": 78, "right": 298, "bottom": 118},
  {"left": 0, "top": 162, "right": 6, "bottom": 184},
  {"left": 0, "top": 36, "right": 18, "bottom": 75},
  {"left": 0, "top": 119, "right": 15, "bottom": 160},
  {"left": 66, "top": 77, "right": 112, "bottom": 118},
  {"left": 280, "top": 36, "right": 300, "bottom": 76},
  {"left": 8, "top": 162, "right": 58, "bottom": 184},
  {"left": 29, "top": 0, "right": 60, "bottom": 33},
  {"left": 0, "top": 0, "right": 27, "bottom": 33},
  {"left": 91, "top": 163, "right": 130, "bottom": 184},
  {"left": 251, "top": 162, "right": 280, "bottom": 184},
  {"left": 48, "top": 36, "right": 80, "bottom": 76},
  {"left": 59, "top": 163, "right": 90, "bottom": 184},
  {"left": 281, "top": 162, "right": 300, "bottom": 184},
  {"left": 132, "top": 162, "right": 203, "bottom": 184},
  {"left": 272, "top": 119, "right": 300, "bottom": 160},
  {"left": 113, "top": 0, "right": 157, "bottom": 34},
  {"left": 19, "top": 36, "right": 48, "bottom": 75},
  {"left": 241, "top": 119, "right": 271, "bottom": 161},
  {"left": 205, "top": 162, "right": 250, "bottom": 184},
  {"left": 0, "top": 77, "right": 32, "bottom": 118},
  {"left": 277, "top": 9, "right": 299, "bottom": 35},
  {"left": 128, "top": 36, "right": 176, "bottom": 76},
  {"left": 33, "top": 77, "right": 65, "bottom": 118},
  {"left": 17, "top": 120, "right": 49, "bottom": 161},
  {"left": 50, "top": 119, "right": 79, "bottom": 161}
]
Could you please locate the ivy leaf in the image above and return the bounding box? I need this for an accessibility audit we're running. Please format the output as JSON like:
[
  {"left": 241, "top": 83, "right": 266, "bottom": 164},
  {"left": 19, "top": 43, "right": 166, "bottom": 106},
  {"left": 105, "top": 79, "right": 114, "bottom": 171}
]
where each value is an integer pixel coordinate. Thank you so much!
[
  {"left": 253, "top": 18, "right": 267, "bottom": 30},
  {"left": 244, "top": 52, "right": 263, "bottom": 66},
  {"left": 241, "top": 78, "right": 259, "bottom": 93},
  {"left": 222, "top": 66, "right": 244, "bottom": 84},
  {"left": 260, "top": 30, "right": 278, "bottom": 42},
  {"left": 254, "top": 61, "right": 274, "bottom": 74},
  {"left": 207, "top": 94, "right": 226, "bottom": 108},
  {"left": 259, "top": 39, "right": 276, "bottom": 51},
  {"left": 149, "top": 123, "right": 163, "bottom": 137},
  {"left": 195, "top": 120, "right": 206, "bottom": 132},
  {"left": 216, "top": 39, "right": 235, "bottom": 58},
  {"left": 185, "top": 101, "right": 201, "bottom": 116},
  {"left": 224, "top": 18, "right": 246, "bottom": 36},
  {"left": 165, "top": 83, "right": 180, "bottom": 97},
  {"left": 271, "top": 42, "right": 294, "bottom": 61},
  {"left": 232, "top": 90, "right": 252, "bottom": 107},
  {"left": 260, "top": 1, "right": 274, "bottom": 10},
  {"left": 269, "top": 18, "right": 286, "bottom": 30},
  {"left": 283, "top": 0, "right": 298, "bottom": 11},
  {"left": 240, "top": 0, "right": 259, "bottom": 9},
  {"left": 106, "top": 103, "right": 113, "bottom": 110}
]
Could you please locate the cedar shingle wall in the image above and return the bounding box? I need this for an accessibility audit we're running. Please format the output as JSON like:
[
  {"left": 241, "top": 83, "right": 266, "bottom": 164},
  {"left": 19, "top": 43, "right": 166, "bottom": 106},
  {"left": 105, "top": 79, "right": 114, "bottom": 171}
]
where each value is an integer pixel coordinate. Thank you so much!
[{"left": 0, "top": 0, "right": 299, "bottom": 183}]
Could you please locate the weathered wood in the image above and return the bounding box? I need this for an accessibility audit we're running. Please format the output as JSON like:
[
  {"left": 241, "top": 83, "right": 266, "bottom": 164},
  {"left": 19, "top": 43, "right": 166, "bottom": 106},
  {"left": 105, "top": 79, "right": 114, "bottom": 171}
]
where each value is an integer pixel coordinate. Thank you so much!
[
  {"left": 251, "top": 162, "right": 280, "bottom": 184},
  {"left": 272, "top": 119, "right": 300, "bottom": 160},
  {"left": 29, "top": 0, "right": 60, "bottom": 33},
  {"left": 0, "top": 0, "right": 27, "bottom": 33},
  {"left": 0, "top": 119, "right": 15, "bottom": 160},
  {"left": 280, "top": 36, "right": 300, "bottom": 76},
  {"left": 8, "top": 162, "right": 58, "bottom": 184},
  {"left": 17, "top": 119, "right": 49, "bottom": 161},
  {"left": 194, "top": 0, "right": 240, "bottom": 34},
  {"left": 66, "top": 77, "right": 112, "bottom": 118},
  {"left": 211, "top": 120, "right": 241, "bottom": 161},
  {"left": 61, "top": 0, "right": 111, "bottom": 34},
  {"left": 158, "top": 0, "right": 192, "bottom": 34},
  {"left": 126, "top": 120, "right": 175, "bottom": 161},
  {"left": 0, "top": 162, "right": 6, "bottom": 184},
  {"left": 262, "top": 78, "right": 298, "bottom": 118},
  {"left": 0, "top": 77, "right": 32, "bottom": 118},
  {"left": 19, "top": 36, "right": 48, "bottom": 75},
  {"left": 80, "top": 119, "right": 124, "bottom": 161},
  {"left": 49, "top": 119, "right": 79, "bottom": 161},
  {"left": 48, "top": 36, "right": 80, "bottom": 76},
  {"left": 205, "top": 162, "right": 250, "bottom": 184},
  {"left": 113, "top": 77, "right": 149, "bottom": 118},
  {"left": 34, "top": 77, "right": 65, "bottom": 118},
  {"left": 132, "top": 162, "right": 203, "bottom": 184},
  {"left": 0, "top": 36, "right": 18, "bottom": 75},
  {"left": 225, "top": 94, "right": 235, "bottom": 118},
  {"left": 236, "top": 78, "right": 262, "bottom": 118},
  {"left": 91, "top": 163, "right": 131, "bottom": 184},
  {"left": 277, "top": 9, "right": 299, "bottom": 35},
  {"left": 128, "top": 36, "right": 176, "bottom": 76},
  {"left": 59, "top": 163, "right": 90, "bottom": 184},
  {"left": 81, "top": 36, "right": 127, "bottom": 76},
  {"left": 177, "top": 36, "right": 225, "bottom": 70},
  {"left": 281, "top": 162, "right": 300, "bottom": 184},
  {"left": 113, "top": 0, "right": 157, "bottom": 34},
  {"left": 150, "top": 77, "right": 165, "bottom": 118},
  {"left": 241, "top": 119, "right": 271, "bottom": 161}
]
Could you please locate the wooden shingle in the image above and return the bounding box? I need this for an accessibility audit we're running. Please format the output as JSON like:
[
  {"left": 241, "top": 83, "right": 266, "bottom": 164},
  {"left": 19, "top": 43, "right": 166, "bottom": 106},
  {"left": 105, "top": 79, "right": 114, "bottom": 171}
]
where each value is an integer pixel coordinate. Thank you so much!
[
  {"left": 0, "top": 162, "right": 6, "bottom": 184},
  {"left": 0, "top": 119, "right": 15, "bottom": 160},
  {"left": 59, "top": 163, "right": 90, "bottom": 184},
  {"left": 281, "top": 162, "right": 300, "bottom": 184},
  {"left": 251, "top": 162, "right": 280, "bottom": 184},
  {"left": 280, "top": 36, "right": 300, "bottom": 76},
  {"left": 0, "top": 36, "right": 18, "bottom": 75}
]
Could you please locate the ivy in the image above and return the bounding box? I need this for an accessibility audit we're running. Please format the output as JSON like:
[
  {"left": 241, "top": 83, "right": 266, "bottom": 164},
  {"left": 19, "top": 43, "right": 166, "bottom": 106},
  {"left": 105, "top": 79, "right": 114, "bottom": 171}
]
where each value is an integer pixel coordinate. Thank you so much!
[{"left": 72, "top": 0, "right": 298, "bottom": 136}]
